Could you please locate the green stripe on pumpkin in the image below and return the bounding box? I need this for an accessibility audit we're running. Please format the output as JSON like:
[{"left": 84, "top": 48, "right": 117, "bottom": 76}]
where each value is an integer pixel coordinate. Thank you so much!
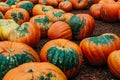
[
  {"left": 88, "top": 35, "right": 117, "bottom": 45},
  {"left": 18, "top": 12, "right": 24, "bottom": 20},
  {"left": 47, "top": 47, "right": 79, "bottom": 71},
  {"left": 11, "top": 12, "right": 19, "bottom": 23}
]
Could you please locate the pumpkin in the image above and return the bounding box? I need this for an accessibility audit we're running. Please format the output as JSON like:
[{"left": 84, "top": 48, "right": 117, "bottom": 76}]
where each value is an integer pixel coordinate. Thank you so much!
[
  {"left": 5, "top": 8, "right": 30, "bottom": 25},
  {"left": 92, "top": 0, "right": 100, "bottom": 3},
  {"left": 38, "top": 0, "right": 58, "bottom": 6},
  {"left": 46, "top": 9, "right": 65, "bottom": 22},
  {"left": 100, "top": 2, "right": 120, "bottom": 22},
  {"left": 90, "top": 3, "right": 102, "bottom": 19},
  {"left": 80, "top": 33, "right": 120, "bottom": 66},
  {"left": 40, "top": 39, "right": 82, "bottom": 78},
  {"left": 0, "top": 19, "right": 19, "bottom": 40},
  {"left": 32, "top": 4, "right": 53, "bottom": 16},
  {"left": 57, "top": 0, "right": 64, "bottom": 3},
  {"left": 70, "top": 0, "right": 88, "bottom": 9},
  {"left": 16, "top": 1, "right": 34, "bottom": 16},
  {"left": 48, "top": 21, "right": 72, "bottom": 40},
  {"left": 6, "top": 0, "right": 20, "bottom": 6},
  {"left": 58, "top": 1, "right": 73, "bottom": 12},
  {"left": 0, "top": 2, "right": 11, "bottom": 14},
  {"left": 29, "top": 15, "right": 53, "bottom": 37},
  {"left": 0, "top": 11, "right": 4, "bottom": 19},
  {"left": 0, "top": 41, "right": 40, "bottom": 80},
  {"left": 21, "top": 0, "right": 38, "bottom": 3},
  {"left": 8, "top": 22, "right": 41, "bottom": 47},
  {"left": 108, "top": 50, "right": 120, "bottom": 78},
  {"left": 63, "top": 12, "right": 74, "bottom": 22},
  {"left": 3, "top": 62, "right": 67, "bottom": 80},
  {"left": 99, "top": 0, "right": 115, "bottom": 4}
]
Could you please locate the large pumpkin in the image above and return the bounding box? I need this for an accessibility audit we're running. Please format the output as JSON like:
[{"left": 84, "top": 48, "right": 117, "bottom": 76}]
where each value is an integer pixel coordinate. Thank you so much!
[
  {"left": 5, "top": 8, "right": 30, "bottom": 25},
  {"left": 32, "top": 4, "right": 53, "bottom": 16},
  {"left": 0, "top": 41, "right": 40, "bottom": 80},
  {"left": 108, "top": 50, "right": 120, "bottom": 78},
  {"left": 70, "top": 0, "right": 88, "bottom": 9},
  {"left": 80, "top": 33, "right": 120, "bottom": 66},
  {"left": 47, "top": 21, "right": 72, "bottom": 40},
  {"left": 8, "top": 22, "right": 41, "bottom": 47},
  {"left": 0, "top": 2, "right": 11, "bottom": 14},
  {"left": 40, "top": 39, "right": 82, "bottom": 78},
  {"left": 3, "top": 62, "right": 67, "bottom": 80},
  {"left": 100, "top": 2, "right": 120, "bottom": 22},
  {"left": 38, "top": 0, "right": 58, "bottom": 6}
]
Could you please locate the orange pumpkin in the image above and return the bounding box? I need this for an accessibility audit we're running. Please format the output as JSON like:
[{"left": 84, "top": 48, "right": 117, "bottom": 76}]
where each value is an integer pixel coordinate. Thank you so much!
[
  {"left": 80, "top": 33, "right": 120, "bottom": 66},
  {"left": 108, "top": 50, "right": 120, "bottom": 78},
  {"left": 38, "top": 0, "right": 58, "bottom": 6},
  {"left": 0, "top": 41, "right": 40, "bottom": 80},
  {"left": 21, "top": 0, "right": 38, "bottom": 3},
  {"left": 29, "top": 15, "right": 53, "bottom": 37},
  {"left": 63, "top": 12, "right": 74, "bottom": 22},
  {"left": 0, "top": 11, "right": 4, "bottom": 19},
  {"left": 32, "top": 4, "right": 53, "bottom": 16},
  {"left": 8, "top": 22, "right": 41, "bottom": 47},
  {"left": 58, "top": 1, "right": 73, "bottom": 12},
  {"left": 92, "top": 0, "right": 100, "bottom": 3},
  {"left": 3, "top": 62, "right": 67, "bottom": 80},
  {"left": 100, "top": 2, "right": 120, "bottom": 22},
  {"left": 90, "top": 3, "right": 102, "bottom": 19},
  {"left": 0, "top": 2, "right": 11, "bottom": 14},
  {"left": 46, "top": 9, "right": 65, "bottom": 22},
  {"left": 57, "top": 0, "right": 64, "bottom": 3},
  {"left": 40, "top": 39, "right": 83, "bottom": 78},
  {"left": 99, "top": 0, "right": 115, "bottom": 4},
  {"left": 48, "top": 21, "right": 72, "bottom": 40},
  {"left": 70, "top": 0, "right": 88, "bottom": 9},
  {"left": 5, "top": 8, "right": 30, "bottom": 25}
]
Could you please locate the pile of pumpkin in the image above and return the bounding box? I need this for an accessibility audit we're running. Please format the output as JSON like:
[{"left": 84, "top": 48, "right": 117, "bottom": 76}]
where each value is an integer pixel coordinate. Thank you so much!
[
  {"left": 90, "top": 0, "right": 120, "bottom": 22},
  {"left": 0, "top": 0, "right": 120, "bottom": 80}
]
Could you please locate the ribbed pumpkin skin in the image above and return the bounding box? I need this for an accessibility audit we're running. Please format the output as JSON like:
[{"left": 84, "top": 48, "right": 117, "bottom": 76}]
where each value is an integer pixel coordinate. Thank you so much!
[
  {"left": 70, "top": 0, "right": 88, "bottom": 9},
  {"left": 100, "top": 2, "right": 120, "bottom": 22},
  {"left": 8, "top": 22, "right": 41, "bottom": 47},
  {"left": 80, "top": 33, "right": 120, "bottom": 66},
  {"left": 3, "top": 62, "right": 67, "bottom": 80},
  {"left": 108, "top": 50, "right": 120, "bottom": 78},
  {"left": 32, "top": 4, "right": 54, "bottom": 16},
  {"left": 0, "top": 2, "right": 11, "bottom": 14},
  {"left": 48, "top": 21, "right": 72, "bottom": 40},
  {"left": 46, "top": 9, "right": 65, "bottom": 22},
  {"left": 40, "top": 39, "right": 82, "bottom": 78},
  {"left": 0, "top": 41, "right": 40, "bottom": 80},
  {"left": 5, "top": 8, "right": 30, "bottom": 25},
  {"left": 38, "top": 0, "right": 58, "bottom": 6},
  {"left": 30, "top": 15, "right": 53, "bottom": 38}
]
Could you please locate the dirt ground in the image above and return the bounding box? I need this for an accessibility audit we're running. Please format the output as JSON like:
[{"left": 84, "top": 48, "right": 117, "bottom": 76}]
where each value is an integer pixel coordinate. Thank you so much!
[{"left": 35, "top": 1, "right": 120, "bottom": 80}]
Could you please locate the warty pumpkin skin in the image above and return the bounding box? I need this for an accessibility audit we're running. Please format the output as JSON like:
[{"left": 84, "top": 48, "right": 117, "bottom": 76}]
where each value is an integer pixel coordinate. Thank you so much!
[
  {"left": 47, "top": 21, "right": 72, "bottom": 40},
  {"left": 70, "top": 0, "right": 88, "bottom": 9},
  {"left": 108, "top": 50, "right": 120, "bottom": 78},
  {"left": 32, "top": 4, "right": 54, "bottom": 16},
  {"left": 38, "top": 0, "right": 58, "bottom": 6},
  {"left": 40, "top": 39, "right": 82, "bottom": 78},
  {"left": 0, "top": 41, "right": 40, "bottom": 80},
  {"left": 29, "top": 15, "right": 53, "bottom": 38},
  {"left": 3, "top": 62, "right": 67, "bottom": 80},
  {"left": 5, "top": 8, "right": 30, "bottom": 25},
  {"left": 0, "top": 2, "right": 11, "bottom": 14},
  {"left": 80, "top": 33, "right": 120, "bottom": 66},
  {"left": 8, "top": 22, "right": 41, "bottom": 47},
  {"left": 100, "top": 2, "right": 120, "bottom": 22}
]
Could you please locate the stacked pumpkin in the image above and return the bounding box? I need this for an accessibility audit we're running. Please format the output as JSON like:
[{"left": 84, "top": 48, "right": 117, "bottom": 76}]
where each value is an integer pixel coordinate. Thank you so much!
[{"left": 90, "top": 0, "right": 120, "bottom": 22}]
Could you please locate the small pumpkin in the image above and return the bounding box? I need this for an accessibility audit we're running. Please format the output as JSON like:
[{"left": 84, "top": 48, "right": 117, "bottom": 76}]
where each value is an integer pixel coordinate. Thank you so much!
[
  {"left": 32, "top": 4, "right": 54, "bottom": 16},
  {"left": 58, "top": 1, "right": 73, "bottom": 12},
  {"left": 46, "top": 9, "right": 65, "bottom": 22},
  {"left": 16, "top": 1, "right": 34, "bottom": 16},
  {"left": 0, "top": 19, "right": 19, "bottom": 40},
  {"left": 5, "top": 8, "right": 30, "bottom": 24},
  {"left": 90, "top": 3, "right": 102, "bottom": 19},
  {"left": 0, "top": 2, "right": 11, "bottom": 14},
  {"left": 8, "top": 22, "right": 41, "bottom": 47},
  {"left": 40, "top": 39, "right": 82, "bottom": 78},
  {"left": 70, "top": 0, "right": 88, "bottom": 9},
  {"left": 0, "top": 41, "right": 40, "bottom": 80},
  {"left": 3, "top": 62, "right": 67, "bottom": 80},
  {"left": 80, "top": 33, "right": 120, "bottom": 66},
  {"left": 38, "top": 0, "right": 58, "bottom": 6},
  {"left": 29, "top": 15, "right": 53, "bottom": 37},
  {"left": 0, "top": 11, "right": 4, "bottom": 19},
  {"left": 48, "top": 21, "right": 72, "bottom": 40},
  {"left": 100, "top": 2, "right": 120, "bottom": 22},
  {"left": 108, "top": 50, "right": 120, "bottom": 78},
  {"left": 6, "top": 0, "right": 20, "bottom": 6}
]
